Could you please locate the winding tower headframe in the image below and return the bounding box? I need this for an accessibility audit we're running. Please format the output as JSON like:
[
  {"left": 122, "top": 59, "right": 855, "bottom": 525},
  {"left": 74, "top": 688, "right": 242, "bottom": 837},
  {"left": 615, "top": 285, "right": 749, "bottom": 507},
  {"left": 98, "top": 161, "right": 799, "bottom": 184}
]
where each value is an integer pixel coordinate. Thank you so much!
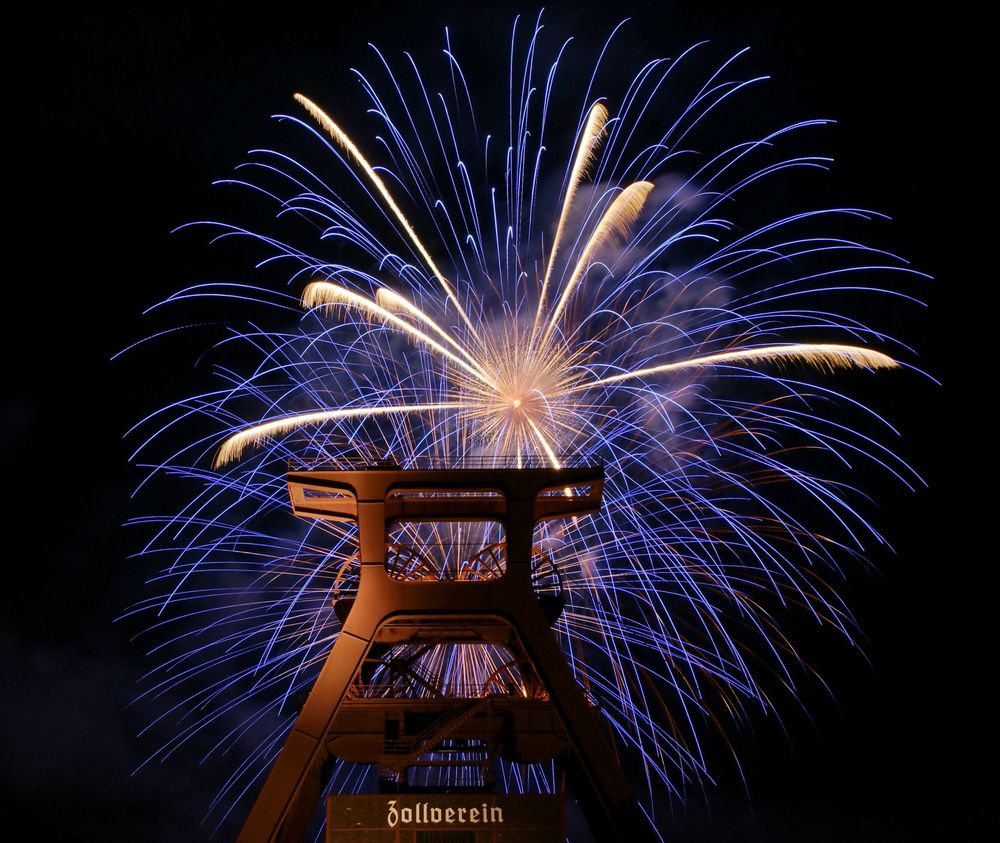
[{"left": 239, "top": 456, "right": 651, "bottom": 842}]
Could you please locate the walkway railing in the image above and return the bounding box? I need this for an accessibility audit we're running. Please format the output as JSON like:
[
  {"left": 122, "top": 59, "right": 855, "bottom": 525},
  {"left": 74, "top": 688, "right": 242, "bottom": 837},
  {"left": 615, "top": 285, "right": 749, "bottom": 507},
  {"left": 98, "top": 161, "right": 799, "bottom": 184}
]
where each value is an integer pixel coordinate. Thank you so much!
[{"left": 289, "top": 453, "right": 604, "bottom": 471}]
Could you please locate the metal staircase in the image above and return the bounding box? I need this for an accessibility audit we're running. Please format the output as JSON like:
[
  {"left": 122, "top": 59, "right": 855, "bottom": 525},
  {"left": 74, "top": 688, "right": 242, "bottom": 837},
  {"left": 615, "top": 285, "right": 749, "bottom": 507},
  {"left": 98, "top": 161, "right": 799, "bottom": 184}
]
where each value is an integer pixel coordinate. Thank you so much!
[{"left": 380, "top": 697, "right": 492, "bottom": 769}]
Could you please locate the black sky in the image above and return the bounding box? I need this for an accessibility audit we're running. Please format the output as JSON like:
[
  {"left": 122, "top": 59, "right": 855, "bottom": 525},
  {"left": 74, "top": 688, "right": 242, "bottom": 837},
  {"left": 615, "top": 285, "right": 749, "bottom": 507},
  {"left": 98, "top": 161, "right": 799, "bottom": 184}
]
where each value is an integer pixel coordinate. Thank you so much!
[{"left": 4, "top": 2, "right": 975, "bottom": 840}]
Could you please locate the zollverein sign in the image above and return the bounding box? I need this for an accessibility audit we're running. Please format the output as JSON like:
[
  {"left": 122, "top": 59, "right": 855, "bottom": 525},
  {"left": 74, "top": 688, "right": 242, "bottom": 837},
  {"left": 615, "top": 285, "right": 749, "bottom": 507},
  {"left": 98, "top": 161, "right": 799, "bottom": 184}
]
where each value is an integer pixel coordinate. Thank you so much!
[{"left": 327, "top": 793, "right": 564, "bottom": 842}]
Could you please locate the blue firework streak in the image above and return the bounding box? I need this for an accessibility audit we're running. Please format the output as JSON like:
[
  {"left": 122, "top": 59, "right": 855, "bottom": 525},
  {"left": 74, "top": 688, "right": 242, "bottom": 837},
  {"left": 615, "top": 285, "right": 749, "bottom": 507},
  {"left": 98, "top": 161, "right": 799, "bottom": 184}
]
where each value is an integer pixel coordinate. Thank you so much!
[{"left": 124, "top": 15, "right": 924, "bottom": 834}]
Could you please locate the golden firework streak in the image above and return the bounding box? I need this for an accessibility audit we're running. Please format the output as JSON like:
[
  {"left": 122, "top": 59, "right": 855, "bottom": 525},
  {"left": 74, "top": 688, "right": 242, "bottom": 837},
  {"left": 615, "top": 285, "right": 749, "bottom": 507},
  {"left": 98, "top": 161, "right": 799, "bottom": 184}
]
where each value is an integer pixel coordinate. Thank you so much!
[
  {"left": 294, "top": 93, "right": 478, "bottom": 337},
  {"left": 525, "top": 417, "right": 563, "bottom": 469},
  {"left": 542, "top": 180, "right": 655, "bottom": 347},
  {"left": 534, "top": 102, "right": 609, "bottom": 334},
  {"left": 214, "top": 403, "right": 464, "bottom": 468},
  {"left": 574, "top": 343, "right": 899, "bottom": 391},
  {"left": 303, "top": 282, "right": 494, "bottom": 387},
  {"left": 375, "top": 288, "right": 483, "bottom": 370}
]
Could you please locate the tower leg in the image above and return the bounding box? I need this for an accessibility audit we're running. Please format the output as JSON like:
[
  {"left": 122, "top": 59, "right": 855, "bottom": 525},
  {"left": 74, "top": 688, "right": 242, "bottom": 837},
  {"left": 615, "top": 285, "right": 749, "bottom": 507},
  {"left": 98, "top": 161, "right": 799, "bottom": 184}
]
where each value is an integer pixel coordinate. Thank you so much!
[
  {"left": 237, "top": 632, "right": 371, "bottom": 842},
  {"left": 515, "top": 605, "right": 655, "bottom": 841}
]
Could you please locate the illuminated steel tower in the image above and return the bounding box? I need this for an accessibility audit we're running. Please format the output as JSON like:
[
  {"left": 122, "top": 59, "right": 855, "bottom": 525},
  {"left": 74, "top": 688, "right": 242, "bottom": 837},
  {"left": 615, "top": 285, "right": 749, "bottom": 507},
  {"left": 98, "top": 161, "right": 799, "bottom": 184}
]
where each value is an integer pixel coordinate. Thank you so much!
[{"left": 239, "top": 457, "right": 650, "bottom": 842}]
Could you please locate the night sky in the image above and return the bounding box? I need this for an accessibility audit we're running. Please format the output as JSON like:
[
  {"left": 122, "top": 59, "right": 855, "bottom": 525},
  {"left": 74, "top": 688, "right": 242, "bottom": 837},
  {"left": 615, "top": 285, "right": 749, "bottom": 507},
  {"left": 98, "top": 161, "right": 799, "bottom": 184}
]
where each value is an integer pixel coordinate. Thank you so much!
[{"left": 5, "top": 2, "right": 973, "bottom": 840}]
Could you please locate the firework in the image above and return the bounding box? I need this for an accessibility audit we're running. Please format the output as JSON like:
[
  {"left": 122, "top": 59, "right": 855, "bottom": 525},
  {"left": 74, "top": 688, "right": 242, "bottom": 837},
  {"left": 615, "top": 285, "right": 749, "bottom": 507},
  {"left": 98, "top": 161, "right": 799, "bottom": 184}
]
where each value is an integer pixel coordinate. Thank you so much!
[{"left": 125, "top": 15, "right": 923, "bottom": 836}]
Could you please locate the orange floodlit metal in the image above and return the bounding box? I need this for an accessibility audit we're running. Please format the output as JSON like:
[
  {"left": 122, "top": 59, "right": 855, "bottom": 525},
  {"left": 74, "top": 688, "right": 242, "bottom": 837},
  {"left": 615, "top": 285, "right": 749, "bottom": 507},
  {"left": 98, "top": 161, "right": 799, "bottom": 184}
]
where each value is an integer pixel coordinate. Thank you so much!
[{"left": 238, "top": 458, "right": 651, "bottom": 842}]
